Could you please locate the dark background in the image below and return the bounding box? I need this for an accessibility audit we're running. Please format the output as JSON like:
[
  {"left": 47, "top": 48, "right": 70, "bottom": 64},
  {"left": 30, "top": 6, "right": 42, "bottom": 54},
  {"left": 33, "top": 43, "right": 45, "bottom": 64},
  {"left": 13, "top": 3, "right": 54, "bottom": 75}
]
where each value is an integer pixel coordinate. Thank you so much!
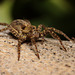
[{"left": 0, "top": 0, "right": 75, "bottom": 40}]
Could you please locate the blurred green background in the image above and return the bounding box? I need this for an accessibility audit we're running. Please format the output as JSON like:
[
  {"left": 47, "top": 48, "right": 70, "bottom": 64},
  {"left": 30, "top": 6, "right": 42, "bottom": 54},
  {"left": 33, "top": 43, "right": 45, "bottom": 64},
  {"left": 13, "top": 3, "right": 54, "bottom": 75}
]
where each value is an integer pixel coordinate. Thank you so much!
[{"left": 0, "top": 0, "right": 75, "bottom": 39}]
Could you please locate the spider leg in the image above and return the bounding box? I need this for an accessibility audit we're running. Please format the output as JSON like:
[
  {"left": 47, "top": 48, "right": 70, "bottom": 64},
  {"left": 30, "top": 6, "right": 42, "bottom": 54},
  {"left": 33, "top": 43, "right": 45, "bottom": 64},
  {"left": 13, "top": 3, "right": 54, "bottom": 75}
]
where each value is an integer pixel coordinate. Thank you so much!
[
  {"left": 17, "top": 36, "right": 27, "bottom": 61},
  {"left": 0, "top": 23, "right": 9, "bottom": 26},
  {"left": 17, "top": 39, "right": 22, "bottom": 61},
  {"left": 0, "top": 27, "right": 9, "bottom": 32},
  {"left": 48, "top": 27, "right": 73, "bottom": 42},
  {"left": 0, "top": 27, "right": 9, "bottom": 37},
  {"left": 48, "top": 30, "right": 67, "bottom": 51},
  {"left": 37, "top": 24, "right": 43, "bottom": 32},
  {"left": 37, "top": 24, "right": 46, "bottom": 32},
  {"left": 37, "top": 24, "right": 47, "bottom": 43},
  {"left": 0, "top": 23, "right": 9, "bottom": 33},
  {"left": 31, "top": 38, "right": 40, "bottom": 59}
]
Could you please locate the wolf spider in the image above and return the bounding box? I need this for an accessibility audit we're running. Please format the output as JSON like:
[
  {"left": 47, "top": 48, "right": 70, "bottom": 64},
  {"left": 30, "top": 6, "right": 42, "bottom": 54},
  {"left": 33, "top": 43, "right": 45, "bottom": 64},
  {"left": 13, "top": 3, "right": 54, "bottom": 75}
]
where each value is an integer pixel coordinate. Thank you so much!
[{"left": 0, "top": 19, "right": 74, "bottom": 61}]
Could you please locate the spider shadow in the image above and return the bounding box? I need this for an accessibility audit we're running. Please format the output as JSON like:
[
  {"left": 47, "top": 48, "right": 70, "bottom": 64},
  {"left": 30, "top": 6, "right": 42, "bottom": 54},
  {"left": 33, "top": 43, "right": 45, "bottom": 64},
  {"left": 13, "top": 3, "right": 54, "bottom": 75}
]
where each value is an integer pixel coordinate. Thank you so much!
[
  {"left": 8, "top": 33, "right": 63, "bottom": 50},
  {"left": 8, "top": 32, "right": 44, "bottom": 44}
]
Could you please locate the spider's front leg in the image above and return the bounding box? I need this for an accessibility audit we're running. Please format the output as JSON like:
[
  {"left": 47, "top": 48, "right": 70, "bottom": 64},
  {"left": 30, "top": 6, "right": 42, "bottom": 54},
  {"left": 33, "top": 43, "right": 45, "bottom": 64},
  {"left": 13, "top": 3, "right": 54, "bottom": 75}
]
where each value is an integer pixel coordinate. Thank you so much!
[
  {"left": 0, "top": 23, "right": 8, "bottom": 26},
  {"left": 0, "top": 23, "right": 9, "bottom": 32},
  {"left": 17, "top": 39, "right": 22, "bottom": 61},
  {"left": 31, "top": 38, "right": 40, "bottom": 59},
  {"left": 17, "top": 35, "right": 27, "bottom": 61},
  {"left": 0, "top": 23, "right": 9, "bottom": 37}
]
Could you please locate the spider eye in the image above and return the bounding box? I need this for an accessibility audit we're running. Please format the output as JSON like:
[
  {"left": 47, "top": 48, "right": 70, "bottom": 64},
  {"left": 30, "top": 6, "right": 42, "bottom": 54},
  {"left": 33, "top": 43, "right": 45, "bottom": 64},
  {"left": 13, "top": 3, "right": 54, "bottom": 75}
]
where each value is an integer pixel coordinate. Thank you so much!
[
  {"left": 32, "top": 27, "right": 35, "bottom": 29},
  {"left": 22, "top": 27, "right": 25, "bottom": 29}
]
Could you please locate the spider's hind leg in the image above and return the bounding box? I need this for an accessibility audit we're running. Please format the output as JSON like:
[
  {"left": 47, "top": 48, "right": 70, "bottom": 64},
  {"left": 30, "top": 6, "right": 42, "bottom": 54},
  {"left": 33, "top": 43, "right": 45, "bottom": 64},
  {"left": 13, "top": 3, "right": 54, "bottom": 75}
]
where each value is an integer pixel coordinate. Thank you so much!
[
  {"left": 49, "top": 27, "right": 73, "bottom": 42},
  {"left": 48, "top": 30, "right": 67, "bottom": 51}
]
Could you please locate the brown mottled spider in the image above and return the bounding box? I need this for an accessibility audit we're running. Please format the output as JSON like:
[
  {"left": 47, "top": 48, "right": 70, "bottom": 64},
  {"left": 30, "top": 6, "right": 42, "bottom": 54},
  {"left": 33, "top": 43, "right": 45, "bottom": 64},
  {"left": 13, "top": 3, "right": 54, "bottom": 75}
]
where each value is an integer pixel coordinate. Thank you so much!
[{"left": 0, "top": 19, "right": 74, "bottom": 61}]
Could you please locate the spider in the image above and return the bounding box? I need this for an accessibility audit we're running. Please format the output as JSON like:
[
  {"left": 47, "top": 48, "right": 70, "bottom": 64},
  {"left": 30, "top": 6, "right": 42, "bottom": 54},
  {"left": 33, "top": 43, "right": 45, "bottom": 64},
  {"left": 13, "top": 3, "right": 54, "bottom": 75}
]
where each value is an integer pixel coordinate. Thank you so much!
[{"left": 0, "top": 19, "right": 74, "bottom": 61}]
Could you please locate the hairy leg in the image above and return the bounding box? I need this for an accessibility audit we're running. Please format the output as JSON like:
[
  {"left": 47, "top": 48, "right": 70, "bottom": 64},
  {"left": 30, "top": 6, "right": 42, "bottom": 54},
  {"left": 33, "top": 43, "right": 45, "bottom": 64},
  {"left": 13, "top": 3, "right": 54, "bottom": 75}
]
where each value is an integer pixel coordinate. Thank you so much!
[
  {"left": 18, "top": 39, "right": 22, "bottom": 61},
  {"left": 0, "top": 23, "right": 9, "bottom": 26},
  {"left": 48, "top": 27, "right": 73, "bottom": 42},
  {"left": 0, "top": 27, "right": 9, "bottom": 32},
  {"left": 37, "top": 24, "right": 43, "bottom": 32},
  {"left": 37, "top": 24, "right": 46, "bottom": 32},
  {"left": 37, "top": 24, "right": 47, "bottom": 43},
  {"left": 0, "top": 23, "right": 9, "bottom": 36},
  {"left": 48, "top": 30, "right": 67, "bottom": 51},
  {"left": 31, "top": 38, "right": 40, "bottom": 59},
  {"left": 0, "top": 27, "right": 9, "bottom": 37}
]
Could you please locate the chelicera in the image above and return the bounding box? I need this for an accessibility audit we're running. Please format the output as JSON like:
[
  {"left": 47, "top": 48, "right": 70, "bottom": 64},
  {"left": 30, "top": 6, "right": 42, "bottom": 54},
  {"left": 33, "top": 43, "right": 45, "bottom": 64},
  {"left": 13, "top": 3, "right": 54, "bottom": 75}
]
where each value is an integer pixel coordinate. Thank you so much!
[{"left": 0, "top": 19, "right": 74, "bottom": 61}]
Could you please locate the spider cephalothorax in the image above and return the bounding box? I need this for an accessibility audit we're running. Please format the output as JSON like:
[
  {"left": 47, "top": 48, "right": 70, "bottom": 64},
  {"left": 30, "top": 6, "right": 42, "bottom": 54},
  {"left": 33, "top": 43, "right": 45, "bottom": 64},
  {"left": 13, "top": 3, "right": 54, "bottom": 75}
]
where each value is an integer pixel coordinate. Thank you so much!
[{"left": 0, "top": 19, "right": 74, "bottom": 61}]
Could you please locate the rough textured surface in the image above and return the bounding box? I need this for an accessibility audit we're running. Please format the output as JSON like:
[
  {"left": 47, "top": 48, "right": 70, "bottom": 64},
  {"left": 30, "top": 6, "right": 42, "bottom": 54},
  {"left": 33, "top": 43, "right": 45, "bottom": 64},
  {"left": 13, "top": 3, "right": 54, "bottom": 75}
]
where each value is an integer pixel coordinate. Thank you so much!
[{"left": 0, "top": 26, "right": 75, "bottom": 75}]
